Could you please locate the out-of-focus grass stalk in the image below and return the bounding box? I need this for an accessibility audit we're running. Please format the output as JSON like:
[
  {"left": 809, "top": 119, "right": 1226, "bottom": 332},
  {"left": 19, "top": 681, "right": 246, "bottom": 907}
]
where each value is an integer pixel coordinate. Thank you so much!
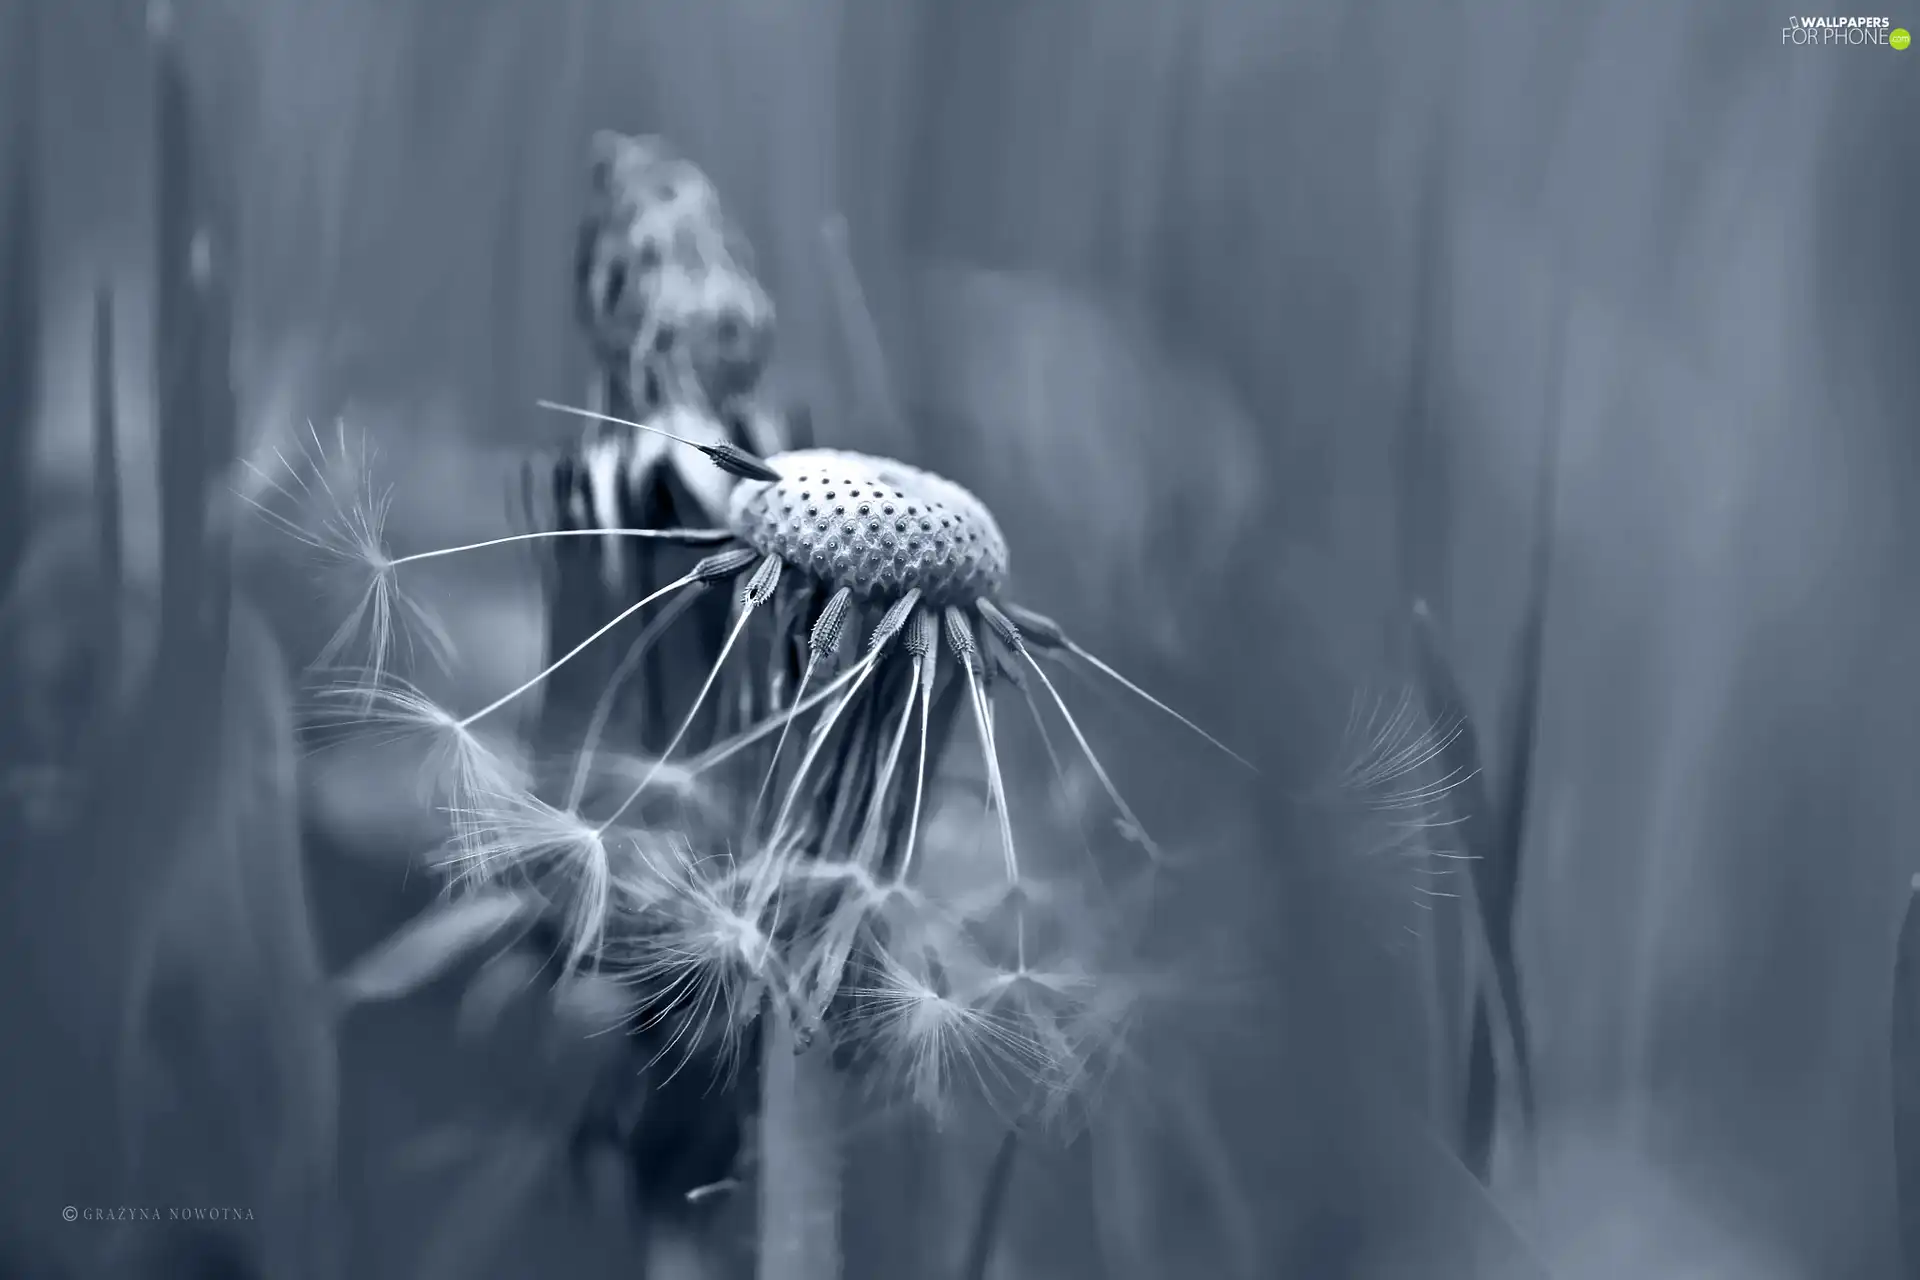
[
  {"left": 149, "top": 0, "right": 238, "bottom": 705},
  {"left": 1409, "top": 589, "right": 1542, "bottom": 1187},
  {"left": 1395, "top": 62, "right": 1469, "bottom": 1134},
  {"left": 757, "top": 1010, "right": 842, "bottom": 1280},
  {"left": 959, "top": 1125, "right": 1021, "bottom": 1280},
  {"left": 92, "top": 287, "right": 123, "bottom": 738},
  {"left": 1893, "top": 875, "right": 1920, "bottom": 1274},
  {"left": 121, "top": 12, "right": 332, "bottom": 1279},
  {"left": 0, "top": 0, "right": 39, "bottom": 600},
  {"left": 1462, "top": 266, "right": 1568, "bottom": 1183},
  {"left": 819, "top": 213, "right": 901, "bottom": 438},
  {"left": 1397, "top": 119, "right": 1559, "bottom": 1189}
]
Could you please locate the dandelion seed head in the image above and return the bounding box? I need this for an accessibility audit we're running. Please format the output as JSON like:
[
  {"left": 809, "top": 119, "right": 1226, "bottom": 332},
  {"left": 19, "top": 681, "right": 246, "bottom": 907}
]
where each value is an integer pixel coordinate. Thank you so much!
[{"left": 728, "top": 450, "right": 1008, "bottom": 605}]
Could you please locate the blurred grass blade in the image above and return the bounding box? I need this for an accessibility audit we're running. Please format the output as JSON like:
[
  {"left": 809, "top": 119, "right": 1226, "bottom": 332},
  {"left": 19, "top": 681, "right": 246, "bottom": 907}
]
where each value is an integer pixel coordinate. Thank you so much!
[
  {"left": 214, "top": 603, "right": 341, "bottom": 1280},
  {"left": 959, "top": 1125, "right": 1021, "bottom": 1280},
  {"left": 1409, "top": 599, "right": 1537, "bottom": 1183},
  {"left": 153, "top": 6, "right": 211, "bottom": 675},
  {"left": 119, "top": 600, "right": 341, "bottom": 1280},
  {"left": 1895, "top": 875, "right": 1920, "bottom": 1274},
  {"left": 92, "top": 286, "right": 123, "bottom": 727},
  {"left": 1394, "top": 74, "right": 1454, "bottom": 627},
  {"left": 820, "top": 213, "right": 901, "bottom": 437},
  {"left": 152, "top": 2, "right": 243, "bottom": 692},
  {"left": 1409, "top": 266, "right": 1565, "bottom": 1185},
  {"left": 1089, "top": 1066, "right": 1262, "bottom": 1280},
  {"left": 418, "top": 1127, "right": 562, "bottom": 1280},
  {"left": 0, "top": 0, "right": 40, "bottom": 598},
  {"left": 335, "top": 889, "right": 539, "bottom": 1006}
]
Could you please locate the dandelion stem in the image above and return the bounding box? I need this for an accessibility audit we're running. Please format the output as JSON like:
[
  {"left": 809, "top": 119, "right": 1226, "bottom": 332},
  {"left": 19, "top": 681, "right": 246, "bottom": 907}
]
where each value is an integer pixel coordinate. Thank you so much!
[{"left": 756, "top": 1005, "right": 842, "bottom": 1280}]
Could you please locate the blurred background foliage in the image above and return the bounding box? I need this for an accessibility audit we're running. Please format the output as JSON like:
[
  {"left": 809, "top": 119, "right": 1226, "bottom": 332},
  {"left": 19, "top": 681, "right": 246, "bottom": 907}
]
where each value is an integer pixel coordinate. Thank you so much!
[{"left": 3, "top": 0, "right": 1918, "bottom": 1277}]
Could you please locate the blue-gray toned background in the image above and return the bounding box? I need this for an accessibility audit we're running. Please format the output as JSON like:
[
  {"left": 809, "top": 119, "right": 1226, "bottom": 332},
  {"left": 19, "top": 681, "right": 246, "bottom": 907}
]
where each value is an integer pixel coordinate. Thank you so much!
[{"left": 3, "top": 1, "right": 1917, "bottom": 1277}]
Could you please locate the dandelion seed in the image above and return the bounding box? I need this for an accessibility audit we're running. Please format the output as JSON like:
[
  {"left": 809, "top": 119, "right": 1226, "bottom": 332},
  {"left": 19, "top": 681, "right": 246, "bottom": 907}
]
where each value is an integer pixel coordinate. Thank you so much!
[
  {"left": 538, "top": 401, "right": 784, "bottom": 484},
  {"left": 239, "top": 420, "right": 454, "bottom": 697}
]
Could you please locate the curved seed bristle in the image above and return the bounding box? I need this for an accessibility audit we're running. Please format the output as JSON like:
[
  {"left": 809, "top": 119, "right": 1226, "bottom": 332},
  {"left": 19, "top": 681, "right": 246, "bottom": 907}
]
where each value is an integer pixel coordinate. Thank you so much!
[
  {"left": 942, "top": 605, "right": 979, "bottom": 672},
  {"left": 904, "top": 606, "right": 937, "bottom": 659},
  {"left": 975, "top": 598, "right": 1022, "bottom": 652},
  {"left": 744, "top": 553, "right": 783, "bottom": 606},
  {"left": 809, "top": 586, "right": 854, "bottom": 658},
  {"left": 866, "top": 589, "right": 922, "bottom": 654},
  {"left": 1000, "top": 602, "right": 1064, "bottom": 651},
  {"left": 692, "top": 546, "right": 759, "bottom": 583},
  {"left": 702, "top": 442, "right": 783, "bottom": 484}
]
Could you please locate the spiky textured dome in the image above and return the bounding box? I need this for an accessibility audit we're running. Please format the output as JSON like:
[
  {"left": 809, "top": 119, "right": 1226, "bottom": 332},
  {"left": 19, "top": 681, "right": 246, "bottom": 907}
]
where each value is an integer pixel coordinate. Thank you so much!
[{"left": 728, "top": 449, "right": 1009, "bottom": 606}]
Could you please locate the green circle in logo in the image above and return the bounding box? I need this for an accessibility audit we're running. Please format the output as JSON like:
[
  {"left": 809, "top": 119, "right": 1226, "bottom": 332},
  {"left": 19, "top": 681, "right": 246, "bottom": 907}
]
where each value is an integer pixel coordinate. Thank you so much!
[{"left": 1894, "top": 27, "right": 1912, "bottom": 49}]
